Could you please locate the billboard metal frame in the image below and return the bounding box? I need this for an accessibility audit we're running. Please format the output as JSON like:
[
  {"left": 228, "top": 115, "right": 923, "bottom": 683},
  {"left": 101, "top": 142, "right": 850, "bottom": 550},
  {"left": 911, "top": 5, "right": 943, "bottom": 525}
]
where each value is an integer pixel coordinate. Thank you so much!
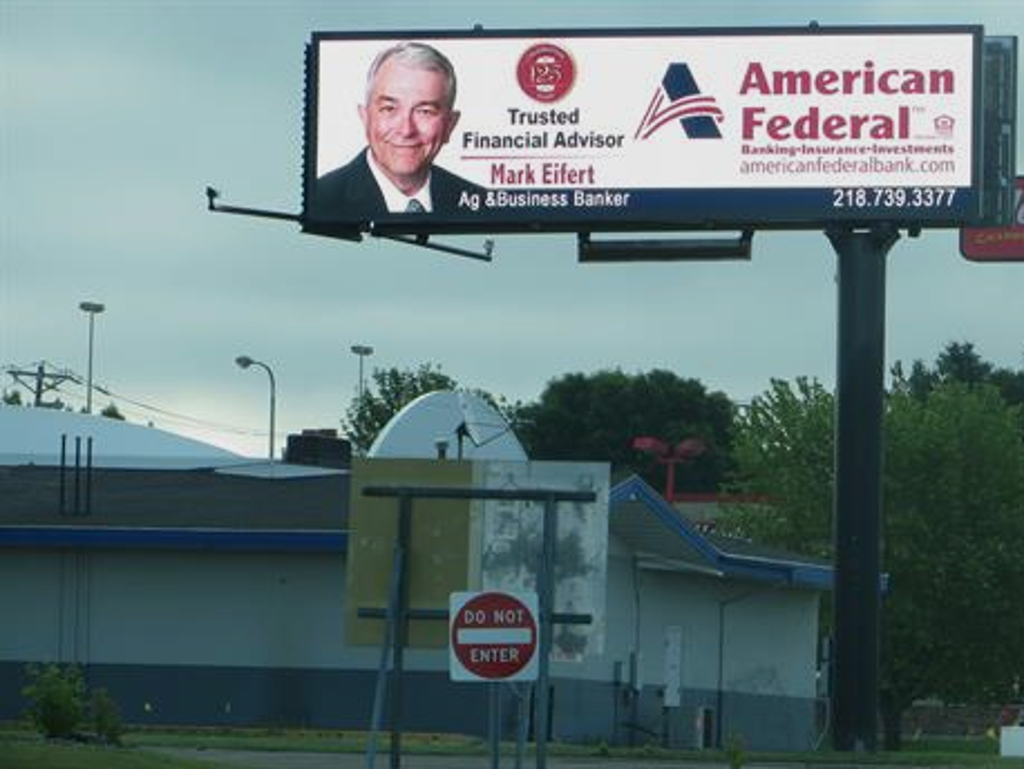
[{"left": 301, "top": 24, "right": 987, "bottom": 241}]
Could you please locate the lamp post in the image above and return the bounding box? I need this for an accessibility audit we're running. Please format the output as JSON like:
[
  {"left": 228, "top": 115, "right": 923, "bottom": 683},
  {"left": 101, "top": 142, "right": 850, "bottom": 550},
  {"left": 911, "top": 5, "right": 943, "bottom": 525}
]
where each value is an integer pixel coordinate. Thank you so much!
[
  {"left": 350, "top": 344, "right": 374, "bottom": 402},
  {"left": 235, "top": 355, "right": 276, "bottom": 461},
  {"left": 79, "top": 301, "right": 105, "bottom": 414}
]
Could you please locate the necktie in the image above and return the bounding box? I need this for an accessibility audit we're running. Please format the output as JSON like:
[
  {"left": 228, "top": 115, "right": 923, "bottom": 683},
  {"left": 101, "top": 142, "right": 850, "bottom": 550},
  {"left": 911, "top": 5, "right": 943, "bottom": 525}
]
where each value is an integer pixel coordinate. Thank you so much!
[{"left": 405, "top": 199, "right": 425, "bottom": 213}]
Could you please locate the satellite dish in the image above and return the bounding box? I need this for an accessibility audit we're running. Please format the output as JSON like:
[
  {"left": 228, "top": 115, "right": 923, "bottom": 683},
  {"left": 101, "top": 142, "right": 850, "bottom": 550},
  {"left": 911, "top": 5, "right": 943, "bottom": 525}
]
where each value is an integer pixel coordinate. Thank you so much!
[{"left": 368, "top": 390, "right": 527, "bottom": 461}]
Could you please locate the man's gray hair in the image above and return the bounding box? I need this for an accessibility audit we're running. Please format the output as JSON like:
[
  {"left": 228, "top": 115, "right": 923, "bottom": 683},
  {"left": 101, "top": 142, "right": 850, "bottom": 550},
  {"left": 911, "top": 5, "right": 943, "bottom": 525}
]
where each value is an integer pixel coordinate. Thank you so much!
[{"left": 365, "top": 41, "right": 458, "bottom": 109}]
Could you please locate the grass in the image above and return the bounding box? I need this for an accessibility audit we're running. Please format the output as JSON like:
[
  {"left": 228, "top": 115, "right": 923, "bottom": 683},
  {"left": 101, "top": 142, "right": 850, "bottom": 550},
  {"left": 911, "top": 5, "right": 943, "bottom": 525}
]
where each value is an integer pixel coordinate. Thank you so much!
[
  {"left": 0, "top": 735, "right": 233, "bottom": 769},
  {"left": 0, "top": 726, "right": 486, "bottom": 769},
  {"left": 123, "top": 726, "right": 484, "bottom": 754},
  {"left": 3, "top": 723, "right": 1024, "bottom": 768}
]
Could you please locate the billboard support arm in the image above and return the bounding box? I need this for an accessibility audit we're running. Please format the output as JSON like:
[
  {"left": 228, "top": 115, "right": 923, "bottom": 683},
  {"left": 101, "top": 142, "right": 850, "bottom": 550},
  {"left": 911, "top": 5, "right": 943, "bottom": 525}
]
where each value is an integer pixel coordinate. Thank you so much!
[
  {"left": 371, "top": 230, "right": 495, "bottom": 263},
  {"left": 205, "top": 186, "right": 301, "bottom": 223}
]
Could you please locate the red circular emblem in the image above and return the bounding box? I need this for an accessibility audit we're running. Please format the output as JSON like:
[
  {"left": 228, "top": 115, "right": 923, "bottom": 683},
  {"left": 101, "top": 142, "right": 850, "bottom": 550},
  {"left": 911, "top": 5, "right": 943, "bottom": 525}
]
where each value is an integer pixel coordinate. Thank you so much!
[
  {"left": 451, "top": 592, "right": 538, "bottom": 680},
  {"left": 516, "top": 43, "right": 575, "bottom": 103}
]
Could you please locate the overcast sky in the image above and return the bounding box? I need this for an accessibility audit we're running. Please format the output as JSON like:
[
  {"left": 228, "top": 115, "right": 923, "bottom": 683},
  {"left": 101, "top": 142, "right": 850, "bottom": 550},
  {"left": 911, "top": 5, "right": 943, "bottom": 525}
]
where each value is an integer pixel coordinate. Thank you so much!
[{"left": 2, "top": 0, "right": 1022, "bottom": 457}]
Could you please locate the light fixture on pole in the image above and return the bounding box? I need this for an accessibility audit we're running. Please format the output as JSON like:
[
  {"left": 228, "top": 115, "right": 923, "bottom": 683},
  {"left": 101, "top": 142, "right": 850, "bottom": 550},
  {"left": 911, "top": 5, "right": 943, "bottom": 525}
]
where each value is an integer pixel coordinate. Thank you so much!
[
  {"left": 632, "top": 435, "right": 706, "bottom": 503},
  {"left": 235, "top": 355, "right": 276, "bottom": 461},
  {"left": 350, "top": 344, "right": 374, "bottom": 402},
  {"left": 79, "top": 301, "right": 105, "bottom": 414}
]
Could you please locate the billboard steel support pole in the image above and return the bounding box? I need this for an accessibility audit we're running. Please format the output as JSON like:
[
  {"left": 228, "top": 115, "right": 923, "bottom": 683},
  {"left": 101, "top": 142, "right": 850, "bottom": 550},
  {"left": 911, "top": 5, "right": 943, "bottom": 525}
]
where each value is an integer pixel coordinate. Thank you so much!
[{"left": 827, "top": 226, "right": 899, "bottom": 752}]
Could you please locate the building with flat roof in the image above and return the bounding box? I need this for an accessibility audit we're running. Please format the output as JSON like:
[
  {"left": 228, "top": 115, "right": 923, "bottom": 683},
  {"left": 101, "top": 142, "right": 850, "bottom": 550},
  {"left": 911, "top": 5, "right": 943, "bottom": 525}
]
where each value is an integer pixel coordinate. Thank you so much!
[{"left": 0, "top": 405, "right": 831, "bottom": 749}]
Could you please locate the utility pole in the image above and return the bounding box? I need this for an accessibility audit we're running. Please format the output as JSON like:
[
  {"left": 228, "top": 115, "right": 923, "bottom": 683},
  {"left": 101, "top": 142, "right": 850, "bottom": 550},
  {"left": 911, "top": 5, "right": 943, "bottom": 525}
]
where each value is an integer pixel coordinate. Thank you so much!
[{"left": 3, "top": 362, "right": 78, "bottom": 407}]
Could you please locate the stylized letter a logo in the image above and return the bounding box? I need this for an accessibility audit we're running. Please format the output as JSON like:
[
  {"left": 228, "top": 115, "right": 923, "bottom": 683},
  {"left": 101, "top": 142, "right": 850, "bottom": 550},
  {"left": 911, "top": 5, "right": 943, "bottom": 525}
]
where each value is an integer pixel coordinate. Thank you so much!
[{"left": 635, "top": 63, "right": 724, "bottom": 140}]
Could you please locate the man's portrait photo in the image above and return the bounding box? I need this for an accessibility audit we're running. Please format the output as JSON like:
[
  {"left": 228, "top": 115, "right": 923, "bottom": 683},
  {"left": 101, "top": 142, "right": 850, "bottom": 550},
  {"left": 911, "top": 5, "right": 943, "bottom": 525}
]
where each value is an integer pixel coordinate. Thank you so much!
[{"left": 308, "top": 41, "right": 481, "bottom": 223}]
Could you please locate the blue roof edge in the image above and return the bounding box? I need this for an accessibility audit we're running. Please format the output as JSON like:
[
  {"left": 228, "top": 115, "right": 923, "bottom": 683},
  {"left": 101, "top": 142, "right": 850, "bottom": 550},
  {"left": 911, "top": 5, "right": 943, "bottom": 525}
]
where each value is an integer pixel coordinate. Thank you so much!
[
  {"left": 0, "top": 526, "right": 347, "bottom": 553},
  {"left": 610, "top": 475, "right": 835, "bottom": 591}
]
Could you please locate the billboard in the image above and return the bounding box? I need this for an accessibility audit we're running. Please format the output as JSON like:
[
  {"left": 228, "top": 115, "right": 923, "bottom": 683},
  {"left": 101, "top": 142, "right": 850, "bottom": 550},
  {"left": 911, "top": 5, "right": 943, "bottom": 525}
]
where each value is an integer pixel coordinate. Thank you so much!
[
  {"left": 961, "top": 177, "right": 1024, "bottom": 260},
  {"left": 302, "top": 26, "right": 984, "bottom": 238}
]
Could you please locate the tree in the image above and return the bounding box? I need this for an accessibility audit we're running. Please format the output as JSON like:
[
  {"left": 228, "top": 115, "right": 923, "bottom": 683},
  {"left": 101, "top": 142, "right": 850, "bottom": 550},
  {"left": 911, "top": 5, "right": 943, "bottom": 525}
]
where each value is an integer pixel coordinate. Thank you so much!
[
  {"left": 3, "top": 389, "right": 22, "bottom": 405},
  {"left": 723, "top": 375, "right": 1024, "bottom": 748},
  {"left": 515, "top": 368, "right": 736, "bottom": 492},
  {"left": 722, "top": 377, "right": 833, "bottom": 559},
  {"left": 894, "top": 340, "right": 1024, "bottom": 411},
  {"left": 342, "top": 363, "right": 458, "bottom": 454},
  {"left": 880, "top": 381, "right": 1024, "bottom": 747},
  {"left": 99, "top": 402, "right": 126, "bottom": 420}
]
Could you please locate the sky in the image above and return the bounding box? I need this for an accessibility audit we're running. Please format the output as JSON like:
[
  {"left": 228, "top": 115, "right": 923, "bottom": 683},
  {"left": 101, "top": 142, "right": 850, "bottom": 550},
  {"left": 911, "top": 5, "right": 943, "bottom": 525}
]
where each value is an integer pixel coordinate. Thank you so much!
[{"left": 2, "top": 0, "right": 1023, "bottom": 458}]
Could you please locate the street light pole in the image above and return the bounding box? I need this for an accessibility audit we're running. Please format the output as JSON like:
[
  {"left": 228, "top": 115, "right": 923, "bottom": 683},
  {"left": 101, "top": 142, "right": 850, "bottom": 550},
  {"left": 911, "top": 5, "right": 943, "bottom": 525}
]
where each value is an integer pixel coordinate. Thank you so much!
[
  {"left": 235, "top": 355, "right": 276, "bottom": 461},
  {"left": 79, "top": 301, "right": 105, "bottom": 414},
  {"left": 350, "top": 344, "right": 374, "bottom": 402}
]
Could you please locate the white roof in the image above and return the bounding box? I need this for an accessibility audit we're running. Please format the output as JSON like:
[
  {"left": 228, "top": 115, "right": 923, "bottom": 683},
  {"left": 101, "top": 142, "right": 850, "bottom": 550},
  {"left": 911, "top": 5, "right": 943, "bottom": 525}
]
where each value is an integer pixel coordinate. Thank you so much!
[{"left": 0, "top": 405, "right": 245, "bottom": 469}]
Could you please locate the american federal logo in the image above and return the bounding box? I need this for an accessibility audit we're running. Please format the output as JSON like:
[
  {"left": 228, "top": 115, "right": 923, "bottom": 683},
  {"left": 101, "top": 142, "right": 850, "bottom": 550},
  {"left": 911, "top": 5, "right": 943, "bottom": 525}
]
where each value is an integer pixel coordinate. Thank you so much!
[{"left": 635, "top": 63, "right": 724, "bottom": 140}]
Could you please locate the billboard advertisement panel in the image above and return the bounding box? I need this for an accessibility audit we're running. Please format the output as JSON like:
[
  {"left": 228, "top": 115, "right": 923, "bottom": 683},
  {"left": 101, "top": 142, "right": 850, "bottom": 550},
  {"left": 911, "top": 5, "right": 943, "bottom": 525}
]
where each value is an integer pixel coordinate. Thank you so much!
[
  {"left": 961, "top": 177, "right": 1024, "bottom": 260},
  {"left": 302, "top": 26, "right": 983, "bottom": 237}
]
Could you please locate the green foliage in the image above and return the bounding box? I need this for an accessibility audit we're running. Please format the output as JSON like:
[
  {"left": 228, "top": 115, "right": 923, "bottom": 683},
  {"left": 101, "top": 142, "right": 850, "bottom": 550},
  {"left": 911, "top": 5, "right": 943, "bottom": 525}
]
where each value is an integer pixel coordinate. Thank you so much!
[
  {"left": 723, "top": 376, "right": 834, "bottom": 558},
  {"left": 21, "top": 665, "right": 126, "bottom": 746},
  {"left": 91, "top": 687, "right": 123, "bottom": 745},
  {"left": 882, "top": 382, "right": 1024, "bottom": 712},
  {"left": 2, "top": 389, "right": 23, "bottom": 405},
  {"left": 723, "top": 357, "right": 1024, "bottom": 746},
  {"left": 100, "top": 402, "right": 126, "bottom": 420},
  {"left": 341, "top": 362, "right": 518, "bottom": 456},
  {"left": 21, "top": 663, "right": 86, "bottom": 739},
  {"left": 516, "top": 368, "right": 736, "bottom": 492},
  {"left": 893, "top": 340, "right": 1024, "bottom": 412},
  {"left": 724, "top": 732, "right": 746, "bottom": 768},
  {"left": 342, "top": 363, "right": 458, "bottom": 454}
]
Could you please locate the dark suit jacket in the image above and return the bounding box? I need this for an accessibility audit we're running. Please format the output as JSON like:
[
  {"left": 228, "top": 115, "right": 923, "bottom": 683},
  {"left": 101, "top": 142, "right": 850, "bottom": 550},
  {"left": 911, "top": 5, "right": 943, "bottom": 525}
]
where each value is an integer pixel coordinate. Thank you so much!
[{"left": 307, "top": 148, "right": 481, "bottom": 224}]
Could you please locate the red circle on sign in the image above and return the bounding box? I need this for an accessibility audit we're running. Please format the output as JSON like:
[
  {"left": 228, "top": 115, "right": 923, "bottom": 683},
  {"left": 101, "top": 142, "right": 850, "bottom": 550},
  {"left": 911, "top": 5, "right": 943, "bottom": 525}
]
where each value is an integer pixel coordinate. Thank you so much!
[
  {"left": 516, "top": 43, "right": 575, "bottom": 103},
  {"left": 451, "top": 592, "right": 538, "bottom": 680}
]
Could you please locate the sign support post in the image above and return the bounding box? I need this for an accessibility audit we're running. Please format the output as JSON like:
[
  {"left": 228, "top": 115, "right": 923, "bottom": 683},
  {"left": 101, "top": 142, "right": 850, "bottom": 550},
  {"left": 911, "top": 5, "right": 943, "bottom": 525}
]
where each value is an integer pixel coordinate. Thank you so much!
[
  {"left": 827, "top": 226, "right": 899, "bottom": 752},
  {"left": 361, "top": 485, "right": 595, "bottom": 769},
  {"left": 389, "top": 492, "right": 412, "bottom": 769},
  {"left": 534, "top": 493, "right": 558, "bottom": 769}
]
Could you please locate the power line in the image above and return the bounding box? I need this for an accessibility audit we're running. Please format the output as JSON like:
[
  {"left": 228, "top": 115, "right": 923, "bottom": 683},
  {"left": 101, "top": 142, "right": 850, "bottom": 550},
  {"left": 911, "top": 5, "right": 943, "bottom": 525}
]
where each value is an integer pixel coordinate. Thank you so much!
[
  {"left": 4, "top": 361, "right": 264, "bottom": 438},
  {"left": 90, "top": 383, "right": 265, "bottom": 437}
]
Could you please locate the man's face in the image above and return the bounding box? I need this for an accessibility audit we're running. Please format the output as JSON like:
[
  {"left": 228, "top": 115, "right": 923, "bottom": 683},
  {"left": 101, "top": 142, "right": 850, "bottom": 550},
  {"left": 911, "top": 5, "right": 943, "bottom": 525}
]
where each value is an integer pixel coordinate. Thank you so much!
[{"left": 359, "top": 57, "right": 460, "bottom": 195}]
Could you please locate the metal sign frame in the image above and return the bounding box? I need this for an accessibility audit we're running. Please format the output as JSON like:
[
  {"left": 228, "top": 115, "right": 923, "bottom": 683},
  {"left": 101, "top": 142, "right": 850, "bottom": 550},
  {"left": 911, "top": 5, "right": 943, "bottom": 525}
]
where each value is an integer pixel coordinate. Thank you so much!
[{"left": 301, "top": 24, "right": 986, "bottom": 240}]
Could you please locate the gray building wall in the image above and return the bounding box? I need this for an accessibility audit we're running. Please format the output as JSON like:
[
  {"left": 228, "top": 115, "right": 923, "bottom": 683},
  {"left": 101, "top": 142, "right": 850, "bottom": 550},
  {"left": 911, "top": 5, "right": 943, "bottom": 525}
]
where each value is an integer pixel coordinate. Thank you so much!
[
  {"left": 572, "top": 535, "right": 824, "bottom": 749},
  {"left": 1, "top": 542, "right": 823, "bottom": 750}
]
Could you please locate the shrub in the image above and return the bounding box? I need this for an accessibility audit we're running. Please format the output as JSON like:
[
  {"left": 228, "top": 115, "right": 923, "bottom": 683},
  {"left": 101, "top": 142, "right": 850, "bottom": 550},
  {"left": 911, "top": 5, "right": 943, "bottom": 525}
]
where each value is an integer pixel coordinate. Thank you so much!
[
  {"left": 90, "top": 687, "right": 123, "bottom": 745},
  {"left": 21, "top": 663, "right": 86, "bottom": 739},
  {"left": 725, "top": 732, "right": 746, "bottom": 769}
]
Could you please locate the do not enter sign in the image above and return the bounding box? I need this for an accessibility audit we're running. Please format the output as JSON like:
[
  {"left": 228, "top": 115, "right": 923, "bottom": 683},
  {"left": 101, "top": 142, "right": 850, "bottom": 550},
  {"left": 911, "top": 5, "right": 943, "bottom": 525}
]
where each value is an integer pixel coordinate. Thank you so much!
[{"left": 449, "top": 591, "right": 539, "bottom": 682}]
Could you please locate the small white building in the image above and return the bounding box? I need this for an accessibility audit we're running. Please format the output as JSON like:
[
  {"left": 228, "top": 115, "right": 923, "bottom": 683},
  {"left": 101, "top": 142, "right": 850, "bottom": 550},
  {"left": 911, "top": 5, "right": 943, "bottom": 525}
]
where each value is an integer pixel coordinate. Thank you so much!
[{"left": 0, "top": 405, "right": 830, "bottom": 750}]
